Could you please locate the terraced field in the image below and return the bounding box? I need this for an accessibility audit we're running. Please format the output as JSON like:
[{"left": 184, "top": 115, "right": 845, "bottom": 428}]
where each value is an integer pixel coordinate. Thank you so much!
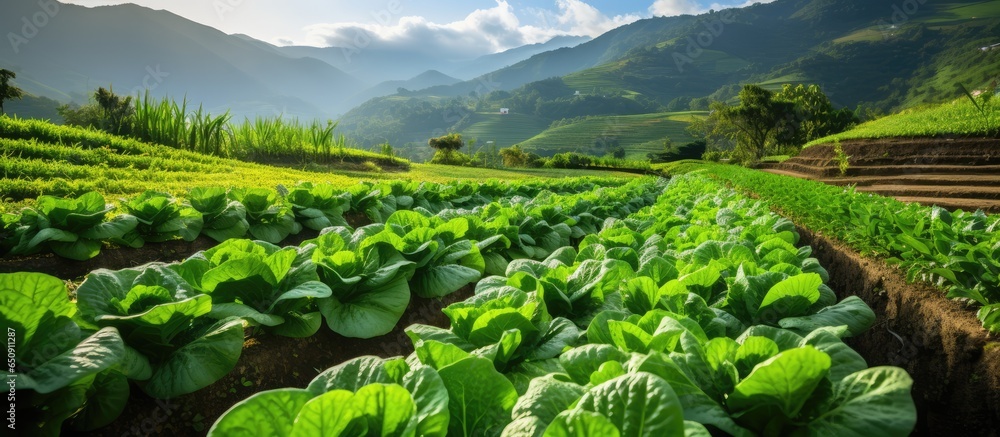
[
  {"left": 517, "top": 112, "right": 706, "bottom": 158},
  {"left": 457, "top": 112, "right": 551, "bottom": 148},
  {"left": 760, "top": 138, "right": 1000, "bottom": 213}
]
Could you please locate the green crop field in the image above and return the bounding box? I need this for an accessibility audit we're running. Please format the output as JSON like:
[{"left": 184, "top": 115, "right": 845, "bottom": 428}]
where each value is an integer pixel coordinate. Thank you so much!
[
  {"left": 517, "top": 112, "right": 707, "bottom": 159},
  {"left": 0, "top": 117, "right": 638, "bottom": 212},
  {"left": 3, "top": 170, "right": 922, "bottom": 436}
]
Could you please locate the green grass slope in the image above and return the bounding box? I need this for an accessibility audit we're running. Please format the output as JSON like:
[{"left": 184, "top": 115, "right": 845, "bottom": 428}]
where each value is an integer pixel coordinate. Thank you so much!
[
  {"left": 805, "top": 98, "right": 1000, "bottom": 147},
  {"left": 518, "top": 112, "right": 706, "bottom": 158}
]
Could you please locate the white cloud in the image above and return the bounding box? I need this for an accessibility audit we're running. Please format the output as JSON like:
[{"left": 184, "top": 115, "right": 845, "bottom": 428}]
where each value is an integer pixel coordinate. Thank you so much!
[
  {"left": 650, "top": 0, "right": 776, "bottom": 17},
  {"left": 709, "top": 0, "right": 777, "bottom": 10},
  {"left": 304, "top": 0, "right": 640, "bottom": 59},
  {"left": 552, "top": 0, "right": 642, "bottom": 38},
  {"left": 649, "top": 0, "right": 702, "bottom": 17}
]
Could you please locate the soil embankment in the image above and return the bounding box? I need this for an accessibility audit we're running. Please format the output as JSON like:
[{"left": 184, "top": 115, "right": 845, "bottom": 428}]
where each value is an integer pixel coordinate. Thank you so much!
[{"left": 797, "top": 226, "right": 1000, "bottom": 436}]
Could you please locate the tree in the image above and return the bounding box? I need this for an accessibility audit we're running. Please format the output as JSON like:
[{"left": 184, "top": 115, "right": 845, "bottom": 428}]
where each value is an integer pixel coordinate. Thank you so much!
[
  {"left": 775, "top": 84, "right": 858, "bottom": 147},
  {"left": 57, "top": 103, "right": 104, "bottom": 128},
  {"left": 647, "top": 139, "right": 707, "bottom": 163},
  {"left": 428, "top": 133, "right": 465, "bottom": 152},
  {"left": 0, "top": 69, "right": 25, "bottom": 116},
  {"left": 94, "top": 86, "right": 134, "bottom": 136},
  {"left": 428, "top": 133, "right": 468, "bottom": 165},
  {"left": 695, "top": 85, "right": 794, "bottom": 163}
]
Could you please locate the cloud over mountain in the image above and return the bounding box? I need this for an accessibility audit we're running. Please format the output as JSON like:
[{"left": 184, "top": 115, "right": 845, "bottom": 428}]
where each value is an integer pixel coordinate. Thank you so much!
[{"left": 304, "top": 0, "right": 640, "bottom": 59}]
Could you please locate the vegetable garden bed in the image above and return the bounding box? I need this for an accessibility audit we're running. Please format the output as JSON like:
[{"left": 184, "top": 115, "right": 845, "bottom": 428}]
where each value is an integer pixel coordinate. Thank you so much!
[{"left": 5, "top": 178, "right": 662, "bottom": 436}]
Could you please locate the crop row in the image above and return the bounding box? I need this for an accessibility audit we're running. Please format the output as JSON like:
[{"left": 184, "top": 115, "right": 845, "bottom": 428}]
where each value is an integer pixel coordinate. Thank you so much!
[
  {"left": 0, "top": 176, "right": 640, "bottom": 261},
  {"left": 207, "top": 174, "right": 917, "bottom": 436},
  {"left": 0, "top": 178, "right": 661, "bottom": 436},
  {"left": 698, "top": 164, "right": 1000, "bottom": 331}
]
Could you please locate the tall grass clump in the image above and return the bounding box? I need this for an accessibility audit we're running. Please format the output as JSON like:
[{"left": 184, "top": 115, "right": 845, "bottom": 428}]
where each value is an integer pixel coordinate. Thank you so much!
[
  {"left": 129, "top": 94, "right": 406, "bottom": 168},
  {"left": 133, "top": 92, "right": 187, "bottom": 148},
  {"left": 133, "top": 92, "right": 231, "bottom": 156},
  {"left": 227, "top": 117, "right": 350, "bottom": 163}
]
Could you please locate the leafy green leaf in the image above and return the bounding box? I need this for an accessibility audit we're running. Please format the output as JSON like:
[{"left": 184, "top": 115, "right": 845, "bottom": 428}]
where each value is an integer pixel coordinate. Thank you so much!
[
  {"left": 543, "top": 410, "right": 621, "bottom": 437},
  {"left": 209, "top": 388, "right": 314, "bottom": 437},
  {"left": 796, "top": 367, "right": 916, "bottom": 436},
  {"left": 728, "top": 346, "right": 831, "bottom": 419},
  {"left": 574, "top": 372, "right": 685, "bottom": 436},
  {"left": 438, "top": 357, "right": 518, "bottom": 436}
]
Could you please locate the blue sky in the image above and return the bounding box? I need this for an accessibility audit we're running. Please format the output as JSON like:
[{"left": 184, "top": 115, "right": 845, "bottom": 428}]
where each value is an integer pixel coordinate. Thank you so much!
[{"left": 61, "top": 0, "right": 768, "bottom": 55}]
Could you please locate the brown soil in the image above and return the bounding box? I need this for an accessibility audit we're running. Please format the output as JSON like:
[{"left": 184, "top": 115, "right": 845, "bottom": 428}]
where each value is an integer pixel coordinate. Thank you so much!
[
  {"left": 255, "top": 155, "right": 411, "bottom": 172},
  {"left": 0, "top": 211, "right": 382, "bottom": 281},
  {"left": 796, "top": 226, "right": 1000, "bottom": 436},
  {"left": 760, "top": 137, "right": 1000, "bottom": 213},
  {"left": 0, "top": 230, "right": 322, "bottom": 281},
  {"left": 84, "top": 287, "right": 473, "bottom": 437}
]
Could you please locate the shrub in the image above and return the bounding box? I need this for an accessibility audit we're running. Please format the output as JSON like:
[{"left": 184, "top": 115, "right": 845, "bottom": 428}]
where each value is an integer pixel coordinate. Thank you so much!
[
  {"left": 833, "top": 139, "right": 850, "bottom": 176},
  {"left": 430, "top": 150, "right": 474, "bottom": 166},
  {"left": 702, "top": 150, "right": 726, "bottom": 162}
]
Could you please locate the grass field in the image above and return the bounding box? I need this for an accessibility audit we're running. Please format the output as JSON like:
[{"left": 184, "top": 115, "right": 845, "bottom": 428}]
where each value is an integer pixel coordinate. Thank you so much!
[
  {"left": 458, "top": 112, "right": 552, "bottom": 148},
  {"left": 832, "top": 2, "right": 1000, "bottom": 43},
  {"left": 0, "top": 117, "right": 639, "bottom": 212},
  {"left": 921, "top": 1, "right": 1000, "bottom": 24},
  {"left": 563, "top": 50, "right": 750, "bottom": 95},
  {"left": 517, "top": 112, "right": 706, "bottom": 159},
  {"left": 805, "top": 97, "right": 1000, "bottom": 147}
]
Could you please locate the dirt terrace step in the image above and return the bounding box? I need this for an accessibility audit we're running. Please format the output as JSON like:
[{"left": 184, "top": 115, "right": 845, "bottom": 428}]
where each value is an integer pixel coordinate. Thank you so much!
[
  {"left": 786, "top": 155, "right": 1000, "bottom": 168},
  {"left": 777, "top": 162, "right": 1000, "bottom": 178},
  {"left": 760, "top": 169, "right": 1000, "bottom": 213},
  {"left": 762, "top": 169, "right": 1000, "bottom": 188},
  {"left": 826, "top": 174, "right": 1000, "bottom": 188},
  {"left": 893, "top": 196, "right": 1000, "bottom": 213},
  {"left": 855, "top": 185, "right": 1000, "bottom": 200}
]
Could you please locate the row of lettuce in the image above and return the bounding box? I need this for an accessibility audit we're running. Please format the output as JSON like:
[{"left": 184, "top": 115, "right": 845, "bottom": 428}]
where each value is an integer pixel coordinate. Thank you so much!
[
  {"left": 206, "top": 174, "right": 917, "bottom": 436},
  {"left": 692, "top": 164, "right": 1000, "bottom": 332},
  {"left": 0, "top": 177, "right": 631, "bottom": 261},
  {"left": 1, "top": 178, "right": 662, "bottom": 436}
]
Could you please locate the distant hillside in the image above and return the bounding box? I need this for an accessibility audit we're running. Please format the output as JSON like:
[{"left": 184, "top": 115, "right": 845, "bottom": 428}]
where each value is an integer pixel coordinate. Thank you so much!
[
  {"left": 515, "top": 112, "right": 706, "bottom": 159},
  {"left": 340, "top": 0, "right": 1000, "bottom": 154},
  {"left": 4, "top": 94, "right": 63, "bottom": 122},
  {"left": 447, "top": 36, "right": 592, "bottom": 80},
  {"left": 341, "top": 70, "right": 462, "bottom": 112},
  {"left": 277, "top": 35, "right": 590, "bottom": 85},
  {"left": 0, "top": 1, "right": 363, "bottom": 119}
]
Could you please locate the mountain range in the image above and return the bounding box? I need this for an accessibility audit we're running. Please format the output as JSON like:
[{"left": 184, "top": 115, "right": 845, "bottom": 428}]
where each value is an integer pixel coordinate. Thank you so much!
[
  {"left": 0, "top": 1, "right": 587, "bottom": 120},
  {"left": 335, "top": 0, "right": 1000, "bottom": 156},
  {"left": 3, "top": 0, "right": 999, "bottom": 158}
]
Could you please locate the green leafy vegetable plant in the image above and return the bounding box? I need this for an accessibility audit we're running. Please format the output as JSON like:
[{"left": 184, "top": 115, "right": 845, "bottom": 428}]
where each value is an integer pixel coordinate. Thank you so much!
[
  {"left": 119, "top": 190, "right": 203, "bottom": 246},
  {"left": 7, "top": 191, "right": 137, "bottom": 260},
  {"left": 172, "top": 239, "right": 332, "bottom": 338},
  {"left": 75, "top": 264, "right": 244, "bottom": 398}
]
